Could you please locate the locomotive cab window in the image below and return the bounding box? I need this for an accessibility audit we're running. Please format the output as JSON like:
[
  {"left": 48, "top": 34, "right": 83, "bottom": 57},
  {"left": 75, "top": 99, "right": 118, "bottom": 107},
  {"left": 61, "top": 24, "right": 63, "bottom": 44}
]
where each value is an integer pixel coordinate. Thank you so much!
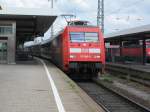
[
  {"left": 70, "top": 32, "right": 85, "bottom": 42},
  {"left": 70, "top": 32, "right": 99, "bottom": 42},
  {"left": 85, "top": 32, "right": 98, "bottom": 42}
]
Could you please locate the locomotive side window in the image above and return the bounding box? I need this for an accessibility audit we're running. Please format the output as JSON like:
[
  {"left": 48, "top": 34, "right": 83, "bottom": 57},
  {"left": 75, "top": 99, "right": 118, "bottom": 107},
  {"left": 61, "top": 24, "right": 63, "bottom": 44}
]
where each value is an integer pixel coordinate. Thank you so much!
[
  {"left": 85, "top": 33, "right": 98, "bottom": 42},
  {"left": 70, "top": 32, "right": 84, "bottom": 42}
]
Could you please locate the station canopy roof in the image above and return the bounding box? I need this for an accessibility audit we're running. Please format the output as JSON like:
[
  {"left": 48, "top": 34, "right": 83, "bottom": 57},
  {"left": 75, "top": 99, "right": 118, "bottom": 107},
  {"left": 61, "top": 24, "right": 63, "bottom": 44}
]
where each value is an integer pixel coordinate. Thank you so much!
[
  {"left": 0, "top": 6, "right": 57, "bottom": 41},
  {"left": 105, "top": 24, "right": 150, "bottom": 42}
]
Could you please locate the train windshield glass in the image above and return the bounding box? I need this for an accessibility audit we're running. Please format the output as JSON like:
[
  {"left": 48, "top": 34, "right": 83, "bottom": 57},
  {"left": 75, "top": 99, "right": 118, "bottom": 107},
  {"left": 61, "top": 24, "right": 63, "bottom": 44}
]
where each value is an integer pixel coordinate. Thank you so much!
[
  {"left": 70, "top": 32, "right": 85, "bottom": 42},
  {"left": 70, "top": 32, "right": 99, "bottom": 42},
  {"left": 85, "top": 33, "right": 98, "bottom": 42}
]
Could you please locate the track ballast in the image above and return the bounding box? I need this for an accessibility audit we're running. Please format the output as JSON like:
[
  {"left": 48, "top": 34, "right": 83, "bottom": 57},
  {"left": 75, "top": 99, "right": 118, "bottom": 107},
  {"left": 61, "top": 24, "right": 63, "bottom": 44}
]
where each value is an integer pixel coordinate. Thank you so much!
[{"left": 77, "top": 81, "right": 149, "bottom": 112}]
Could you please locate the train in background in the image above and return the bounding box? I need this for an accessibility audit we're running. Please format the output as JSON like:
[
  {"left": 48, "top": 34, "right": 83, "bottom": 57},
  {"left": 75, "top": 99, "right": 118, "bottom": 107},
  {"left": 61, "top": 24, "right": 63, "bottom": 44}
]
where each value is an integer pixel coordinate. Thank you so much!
[
  {"left": 26, "top": 21, "right": 105, "bottom": 78},
  {"left": 106, "top": 40, "right": 150, "bottom": 63}
]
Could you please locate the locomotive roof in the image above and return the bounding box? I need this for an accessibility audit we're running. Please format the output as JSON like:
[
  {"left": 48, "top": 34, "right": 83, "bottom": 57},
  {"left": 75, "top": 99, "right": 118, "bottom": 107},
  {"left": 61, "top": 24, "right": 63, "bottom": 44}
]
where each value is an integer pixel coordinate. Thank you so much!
[{"left": 68, "top": 20, "right": 89, "bottom": 26}]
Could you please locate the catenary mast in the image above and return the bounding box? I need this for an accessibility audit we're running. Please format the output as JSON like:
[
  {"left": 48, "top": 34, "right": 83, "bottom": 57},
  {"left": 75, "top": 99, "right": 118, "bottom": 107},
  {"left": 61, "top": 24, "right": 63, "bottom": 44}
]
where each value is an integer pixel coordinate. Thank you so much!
[{"left": 97, "top": 0, "right": 104, "bottom": 33}]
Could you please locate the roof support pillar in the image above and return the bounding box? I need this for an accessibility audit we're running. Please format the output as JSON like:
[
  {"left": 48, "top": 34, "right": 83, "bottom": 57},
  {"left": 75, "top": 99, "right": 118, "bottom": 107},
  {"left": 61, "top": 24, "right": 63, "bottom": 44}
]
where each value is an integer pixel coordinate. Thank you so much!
[
  {"left": 119, "top": 39, "right": 123, "bottom": 63},
  {"left": 142, "top": 38, "right": 146, "bottom": 65}
]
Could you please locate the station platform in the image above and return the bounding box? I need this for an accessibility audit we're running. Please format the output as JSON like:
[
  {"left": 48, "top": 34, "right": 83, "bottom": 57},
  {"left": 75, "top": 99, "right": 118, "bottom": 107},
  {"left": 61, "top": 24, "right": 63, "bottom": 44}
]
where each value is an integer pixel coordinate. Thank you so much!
[{"left": 0, "top": 59, "right": 104, "bottom": 112}]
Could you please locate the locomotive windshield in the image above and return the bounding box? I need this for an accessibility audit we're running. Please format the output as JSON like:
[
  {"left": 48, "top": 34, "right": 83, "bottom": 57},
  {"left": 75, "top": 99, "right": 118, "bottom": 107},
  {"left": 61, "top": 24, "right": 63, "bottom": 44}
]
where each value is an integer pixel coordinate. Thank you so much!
[
  {"left": 85, "top": 33, "right": 98, "bottom": 42},
  {"left": 70, "top": 32, "right": 99, "bottom": 42},
  {"left": 70, "top": 32, "right": 85, "bottom": 42}
]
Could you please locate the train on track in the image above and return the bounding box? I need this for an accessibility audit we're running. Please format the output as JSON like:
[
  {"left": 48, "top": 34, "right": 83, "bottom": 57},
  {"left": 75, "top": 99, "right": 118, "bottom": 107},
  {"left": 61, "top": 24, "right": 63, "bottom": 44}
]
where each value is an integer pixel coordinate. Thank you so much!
[
  {"left": 106, "top": 40, "right": 150, "bottom": 63},
  {"left": 26, "top": 21, "right": 105, "bottom": 78}
]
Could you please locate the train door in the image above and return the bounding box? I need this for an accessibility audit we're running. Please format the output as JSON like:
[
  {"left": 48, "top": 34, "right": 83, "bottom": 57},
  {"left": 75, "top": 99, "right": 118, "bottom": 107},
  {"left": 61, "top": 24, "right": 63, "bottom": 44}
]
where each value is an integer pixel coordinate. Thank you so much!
[{"left": 0, "top": 42, "right": 7, "bottom": 63}]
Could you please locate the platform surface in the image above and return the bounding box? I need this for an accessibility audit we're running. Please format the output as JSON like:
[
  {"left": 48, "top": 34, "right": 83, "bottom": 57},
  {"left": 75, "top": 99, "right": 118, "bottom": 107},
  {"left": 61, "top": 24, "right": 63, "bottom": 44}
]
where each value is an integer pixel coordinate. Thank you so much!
[{"left": 0, "top": 59, "right": 104, "bottom": 112}]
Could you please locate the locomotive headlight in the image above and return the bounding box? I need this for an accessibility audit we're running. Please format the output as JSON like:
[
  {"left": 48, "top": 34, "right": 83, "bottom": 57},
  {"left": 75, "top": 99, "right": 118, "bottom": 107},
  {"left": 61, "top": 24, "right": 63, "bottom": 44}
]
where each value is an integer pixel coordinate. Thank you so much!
[
  {"left": 93, "top": 55, "right": 100, "bottom": 58},
  {"left": 70, "top": 55, "right": 76, "bottom": 58},
  {"left": 96, "top": 55, "right": 100, "bottom": 58}
]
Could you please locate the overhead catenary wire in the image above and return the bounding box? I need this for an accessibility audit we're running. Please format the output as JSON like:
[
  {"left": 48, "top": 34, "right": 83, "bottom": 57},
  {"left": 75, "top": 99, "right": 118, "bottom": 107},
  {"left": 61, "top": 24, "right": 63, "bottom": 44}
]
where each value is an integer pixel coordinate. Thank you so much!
[
  {"left": 104, "top": 0, "right": 146, "bottom": 25},
  {"left": 48, "top": 0, "right": 147, "bottom": 35},
  {"left": 105, "top": 0, "right": 145, "bottom": 16}
]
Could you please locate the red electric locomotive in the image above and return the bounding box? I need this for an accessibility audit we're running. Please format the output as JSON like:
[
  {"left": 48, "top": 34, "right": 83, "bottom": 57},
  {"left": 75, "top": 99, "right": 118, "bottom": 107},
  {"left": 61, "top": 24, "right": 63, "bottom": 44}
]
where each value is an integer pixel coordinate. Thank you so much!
[{"left": 41, "top": 21, "right": 105, "bottom": 77}]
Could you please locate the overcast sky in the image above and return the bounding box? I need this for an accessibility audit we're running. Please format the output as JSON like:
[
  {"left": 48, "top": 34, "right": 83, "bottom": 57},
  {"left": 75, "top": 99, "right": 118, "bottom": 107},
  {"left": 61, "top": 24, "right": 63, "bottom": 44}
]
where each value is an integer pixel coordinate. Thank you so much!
[{"left": 1, "top": 0, "right": 150, "bottom": 38}]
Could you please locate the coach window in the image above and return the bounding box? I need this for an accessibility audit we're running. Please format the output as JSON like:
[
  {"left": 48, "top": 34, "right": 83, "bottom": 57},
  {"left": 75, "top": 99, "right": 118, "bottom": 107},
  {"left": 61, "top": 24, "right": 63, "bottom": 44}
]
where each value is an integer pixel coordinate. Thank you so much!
[
  {"left": 70, "top": 32, "right": 84, "bottom": 42},
  {"left": 85, "top": 32, "right": 99, "bottom": 42}
]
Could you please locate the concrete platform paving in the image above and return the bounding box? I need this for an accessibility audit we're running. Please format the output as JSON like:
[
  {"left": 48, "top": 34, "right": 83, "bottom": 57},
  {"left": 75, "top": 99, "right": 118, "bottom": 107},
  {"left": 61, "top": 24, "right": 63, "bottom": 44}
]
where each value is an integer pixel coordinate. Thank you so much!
[{"left": 0, "top": 59, "right": 104, "bottom": 112}]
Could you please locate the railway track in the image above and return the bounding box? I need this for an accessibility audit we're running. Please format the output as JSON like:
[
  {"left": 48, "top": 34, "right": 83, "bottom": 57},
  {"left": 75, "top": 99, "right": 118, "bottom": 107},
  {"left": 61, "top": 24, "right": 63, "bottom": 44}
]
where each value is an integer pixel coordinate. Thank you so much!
[
  {"left": 106, "top": 64, "right": 150, "bottom": 87},
  {"left": 77, "top": 81, "right": 150, "bottom": 112}
]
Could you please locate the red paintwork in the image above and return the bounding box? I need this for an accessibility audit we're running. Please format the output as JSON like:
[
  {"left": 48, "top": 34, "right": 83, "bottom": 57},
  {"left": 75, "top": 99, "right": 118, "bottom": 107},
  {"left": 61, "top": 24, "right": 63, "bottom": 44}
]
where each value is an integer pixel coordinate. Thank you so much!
[
  {"left": 106, "top": 46, "right": 150, "bottom": 58},
  {"left": 146, "top": 48, "right": 150, "bottom": 56},
  {"left": 122, "top": 47, "right": 143, "bottom": 57},
  {"left": 52, "top": 26, "right": 105, "bottom": 71},
  {"left": 122, "top": 47, "right": 150, "bottom": 57}
]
